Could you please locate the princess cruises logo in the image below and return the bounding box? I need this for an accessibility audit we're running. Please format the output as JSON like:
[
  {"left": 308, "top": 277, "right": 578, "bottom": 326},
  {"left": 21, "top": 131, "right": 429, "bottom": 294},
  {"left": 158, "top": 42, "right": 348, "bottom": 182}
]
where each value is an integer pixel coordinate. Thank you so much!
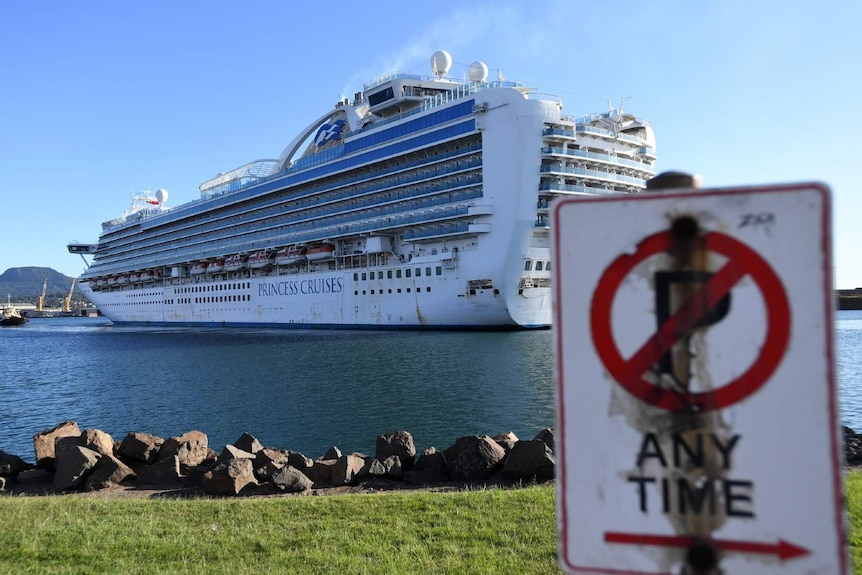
[{"left": 314, "top": 119, "right": 345, "bottom": 148}]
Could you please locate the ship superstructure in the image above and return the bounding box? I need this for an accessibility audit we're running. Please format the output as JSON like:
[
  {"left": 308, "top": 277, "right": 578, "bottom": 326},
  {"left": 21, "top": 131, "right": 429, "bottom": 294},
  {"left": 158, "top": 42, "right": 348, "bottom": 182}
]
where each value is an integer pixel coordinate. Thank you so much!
[{"left": 68, "top": 51, "right": 656, "bottom": 328}]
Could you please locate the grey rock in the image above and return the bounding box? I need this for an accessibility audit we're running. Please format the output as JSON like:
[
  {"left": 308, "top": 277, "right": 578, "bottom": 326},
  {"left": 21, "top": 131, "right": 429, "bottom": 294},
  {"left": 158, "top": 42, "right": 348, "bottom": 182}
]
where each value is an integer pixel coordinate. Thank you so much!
[
  {"left": 233, "top": 432, "right": 263, "bottom": 455},
  {"left": 218, "top": 444, "right": 256, "bottom": 464},
  {"left": 502, "top": 439, "right": 555, "bottom": 482},
  {"left": 85, "top": 453, "right": 136, "bottom": 490},
  {"left": 382, "top": 455, "right": 403, "bottom": 480},
  {"left": 405, "top": 447, "right": 450, "bottom": 485},
  {"left": 331, "top": 454, "right": 365, "bottom": 485},
  {"left": 492, "top": 431, "right": 519, "bottom": 453},
  {"left": 54, "top": 445, "right": 100, "bottom": 491},
  {"left": 159, "top": 430, "right": 208, "bottom": 469},
  {"left": 272, "top": 465, "right": 313, "bottom": 493},
  {"left": 33, "top": 421, "right": 80, "bottom": 471},
  {"left": 136, "top": 455, "right": 181, "bottom": 485},
  {"left": 201, "top": 459, "right": 257, "bottom": 496},
  {"left": 443, "top": 435, "right": 506, "bottom": 481},
  {"left": 79, "top": 428, "right": 114, "bottom": 457},
  {"left": 376, "top": 431, "right": 416, "bottom": 470},
  {"left": 322, "top": 446, "right": 342, "bottom": 461},
  {"left": 533, "top": 428, "right": 555, "bottom": 454},
  {"left": 117, "top": 432, "right": 164, "bottom": 464}
]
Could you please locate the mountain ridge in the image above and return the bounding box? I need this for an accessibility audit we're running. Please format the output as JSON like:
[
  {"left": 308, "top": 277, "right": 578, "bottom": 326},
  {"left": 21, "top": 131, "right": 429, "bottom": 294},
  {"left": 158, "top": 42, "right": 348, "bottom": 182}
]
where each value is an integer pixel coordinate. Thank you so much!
[{"left": 0, "top": 267, "right": 82, "bottom": 306}]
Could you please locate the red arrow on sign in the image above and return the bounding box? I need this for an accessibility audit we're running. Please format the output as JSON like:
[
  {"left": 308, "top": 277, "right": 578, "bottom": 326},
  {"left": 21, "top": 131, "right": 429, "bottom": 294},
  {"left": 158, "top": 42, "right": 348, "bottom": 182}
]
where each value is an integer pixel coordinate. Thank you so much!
[{"left": 604, "top": 531, "right": 809, "bottom": 561}]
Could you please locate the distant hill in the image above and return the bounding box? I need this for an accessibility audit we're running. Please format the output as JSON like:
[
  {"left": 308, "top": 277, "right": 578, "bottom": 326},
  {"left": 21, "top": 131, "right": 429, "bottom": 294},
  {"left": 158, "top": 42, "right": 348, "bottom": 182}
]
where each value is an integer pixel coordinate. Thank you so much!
[{"left": 0, "top": 267, "right": 82, "bottom": 306}]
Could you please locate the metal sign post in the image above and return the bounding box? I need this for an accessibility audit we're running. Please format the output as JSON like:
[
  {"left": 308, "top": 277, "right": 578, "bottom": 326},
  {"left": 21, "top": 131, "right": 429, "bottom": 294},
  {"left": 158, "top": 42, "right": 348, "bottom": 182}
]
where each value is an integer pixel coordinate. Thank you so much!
[{"left": 552, "top": 181, "right": 847, "bottom": 574}]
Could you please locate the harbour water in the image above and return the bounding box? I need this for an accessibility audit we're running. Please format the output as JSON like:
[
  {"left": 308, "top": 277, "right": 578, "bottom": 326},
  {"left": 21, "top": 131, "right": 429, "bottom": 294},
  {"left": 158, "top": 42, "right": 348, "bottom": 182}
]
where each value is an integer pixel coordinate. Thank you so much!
[{"left": 2, "top": 310, "right": 861, "bottom": 463}]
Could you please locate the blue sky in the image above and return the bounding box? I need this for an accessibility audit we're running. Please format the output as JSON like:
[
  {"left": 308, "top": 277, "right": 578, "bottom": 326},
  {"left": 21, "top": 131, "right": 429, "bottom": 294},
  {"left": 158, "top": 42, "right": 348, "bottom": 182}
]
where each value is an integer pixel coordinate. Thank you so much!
[{"left": 2, "top": 1, "right": 859, "bottom": 288}]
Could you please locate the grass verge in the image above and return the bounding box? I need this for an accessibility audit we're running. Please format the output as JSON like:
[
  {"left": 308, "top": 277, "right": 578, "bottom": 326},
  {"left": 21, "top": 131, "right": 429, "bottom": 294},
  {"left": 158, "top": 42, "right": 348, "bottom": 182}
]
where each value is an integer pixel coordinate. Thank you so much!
[
  {"left": 0, "top": 485, "right": 561, "bottom": 575},
  {"left": 4, "top": 472, "right": 862, "bottom": 575}
]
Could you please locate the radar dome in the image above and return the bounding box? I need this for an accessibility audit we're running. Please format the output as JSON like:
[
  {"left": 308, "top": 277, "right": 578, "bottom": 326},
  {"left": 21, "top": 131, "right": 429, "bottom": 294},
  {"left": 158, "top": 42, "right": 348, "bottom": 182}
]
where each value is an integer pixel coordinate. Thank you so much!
[
  {"left": 155, "top": 188, "right": 169, "bottom": 204},
  {"left": 431, "top": 50, "right": 452, "bottom": 77},
  {"left": 468, "top": 61, "right": 488, "bottom": 83}
]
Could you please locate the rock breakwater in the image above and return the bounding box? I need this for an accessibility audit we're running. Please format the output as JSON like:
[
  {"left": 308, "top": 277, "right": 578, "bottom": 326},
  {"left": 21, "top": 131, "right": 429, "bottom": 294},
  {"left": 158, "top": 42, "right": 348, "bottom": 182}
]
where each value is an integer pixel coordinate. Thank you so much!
[{"left": 0, "top": 421, "right": 555, "bottom": 497}]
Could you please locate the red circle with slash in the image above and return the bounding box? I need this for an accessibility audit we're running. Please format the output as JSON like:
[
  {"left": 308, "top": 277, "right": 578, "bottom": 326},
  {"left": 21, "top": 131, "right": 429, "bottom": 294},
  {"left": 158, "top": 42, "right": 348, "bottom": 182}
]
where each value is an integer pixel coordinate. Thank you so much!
[{"left": 590, "top": 230, "right": 790, "bottom": 412}]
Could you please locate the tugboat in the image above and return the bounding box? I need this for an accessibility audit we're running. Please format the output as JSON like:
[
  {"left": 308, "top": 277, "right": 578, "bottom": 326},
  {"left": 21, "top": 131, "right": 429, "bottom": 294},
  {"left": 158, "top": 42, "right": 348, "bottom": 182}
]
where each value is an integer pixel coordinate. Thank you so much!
[{"left": 0, "top": 299, "right": 28, "bottom": 326}]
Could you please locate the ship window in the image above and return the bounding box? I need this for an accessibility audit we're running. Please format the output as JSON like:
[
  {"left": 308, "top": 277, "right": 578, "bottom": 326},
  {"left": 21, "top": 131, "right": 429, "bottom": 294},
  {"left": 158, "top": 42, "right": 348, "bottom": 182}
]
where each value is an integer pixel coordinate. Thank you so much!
[
  {"left": 524, "top": 260, "right": 532, "bottom": 271},
  {"left": 370, "top": 272, "right": 376, "bottom": 280},
  {"left": 362, "top": 272, "right": 367, "bottom": 280},
  {"left": 388, "top": 289, "right": 392, "bottom": 294},
  {"left": 426, "top": 287, "right": 431, "bottom": 292},
  {"left": 425, "top": 267, "right": 431, "bottom": 276},
  {"left": 397, "top": 288, "right": 402, "bottom": 293},
  {"left": 436, "top": 266, "right": 442, "bottom": 275},
  {"left": 387, "top": 270, "right": 393, "bottom": 279},
  {"left": 371, "top": 290, "right": 375, "bottom": 294},
  {"left": 405, "top": 269, "right": 411, "bottom": 278},
  {"left": 362, "top": 290, "right": 366, "bottom": 295},
  {"left": 353, "top": 273, "right": 358, "bottom": 281},
  {"left": 407, "top": 288, "right": 411, "bottom": 293},
  {"left": 535, "top": 261, "right": 543, "bottom": 271},
  {"left": 546, "top": 262, "right": 552, "bottom": 271},
  {"left": 415, "top": 268, "right": 421, "bottom": 277}
]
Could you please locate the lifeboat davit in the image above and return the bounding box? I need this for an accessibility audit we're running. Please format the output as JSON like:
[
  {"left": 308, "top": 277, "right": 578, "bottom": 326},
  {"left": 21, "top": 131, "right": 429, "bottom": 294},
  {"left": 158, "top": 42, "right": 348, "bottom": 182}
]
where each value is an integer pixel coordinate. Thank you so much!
[
  {"left": 248, "top": 251, "right": 274, "bottom": 269},
  {"left": 276, "top": 247, "right": 307, "bottom": 266},
  {"left": 225, "top": 254, "right": 247, "bottom": 272},
  {"left": 306, "top": 244, "right": 335, "bottom": 262}
]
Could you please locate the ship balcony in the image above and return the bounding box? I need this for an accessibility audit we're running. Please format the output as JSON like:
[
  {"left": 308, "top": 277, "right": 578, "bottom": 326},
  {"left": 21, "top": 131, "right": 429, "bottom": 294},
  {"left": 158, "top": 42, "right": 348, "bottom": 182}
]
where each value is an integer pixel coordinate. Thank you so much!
[
  {"left": 575, "top": 125, "right": 645, "bottom": 145},
  {"left": 539, "top": 182, "right": 634, "bottom": 197},
  {"left": 542, "top": 127, "right": 577, "bottom": 139},
  {"left": 540, "top": 165, "right": 647, "bottom": 186},
  {"left": 635, "top": 146, "right": 657, "bottom": 160},
  {"left": 404, "top": 222, "right": 490, "bottom": 241},
  {"left": 541, "top": 146, "right": 655, "bottom": 174}
]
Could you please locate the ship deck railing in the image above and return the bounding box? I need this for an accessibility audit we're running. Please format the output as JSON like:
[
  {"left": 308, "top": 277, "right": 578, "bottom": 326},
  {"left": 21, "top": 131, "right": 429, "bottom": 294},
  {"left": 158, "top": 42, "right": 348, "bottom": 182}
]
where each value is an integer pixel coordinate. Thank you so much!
[
  {"left": 87, "top": 192, "right": 485, "bottom": 277},
  {"left": 539, "top": 165, "right": 648, "bottom": 186},
  {"left": 541, "top": 146, "right": 655, "bottom": 172},
  {"left": 101, "top": 163, "right": 484, "bottom": 259}
]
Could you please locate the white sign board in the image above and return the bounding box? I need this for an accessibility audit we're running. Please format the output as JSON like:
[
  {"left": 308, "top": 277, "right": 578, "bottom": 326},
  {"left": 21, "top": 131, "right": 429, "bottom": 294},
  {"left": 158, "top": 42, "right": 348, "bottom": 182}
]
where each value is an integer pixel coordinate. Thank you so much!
[{"left": 552, "top": 183, "right": 847, "bottom": 574}]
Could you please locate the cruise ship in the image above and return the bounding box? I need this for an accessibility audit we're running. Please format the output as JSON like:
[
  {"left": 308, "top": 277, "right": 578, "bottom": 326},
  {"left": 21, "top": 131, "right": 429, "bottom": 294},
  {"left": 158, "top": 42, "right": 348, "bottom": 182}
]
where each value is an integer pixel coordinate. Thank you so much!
[{"left": 68, "top": 51, "right": 656, "bottom": 329}]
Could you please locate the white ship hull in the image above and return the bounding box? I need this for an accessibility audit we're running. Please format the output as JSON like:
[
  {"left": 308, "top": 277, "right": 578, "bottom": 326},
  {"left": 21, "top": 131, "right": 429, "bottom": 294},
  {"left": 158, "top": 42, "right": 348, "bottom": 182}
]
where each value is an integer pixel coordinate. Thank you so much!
[{"left": 71, "top": 52, "right": 654, "bottom": 330}]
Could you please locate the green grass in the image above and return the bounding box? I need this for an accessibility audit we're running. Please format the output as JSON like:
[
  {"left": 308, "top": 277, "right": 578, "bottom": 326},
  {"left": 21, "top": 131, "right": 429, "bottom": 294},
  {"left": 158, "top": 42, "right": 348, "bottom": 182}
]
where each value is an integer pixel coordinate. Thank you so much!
[
  {"left": 0, "top": 486, "right": 562, "bottom": 575},
  {"left": 4, "top": 473, "right": 862, "bottom": 575}
]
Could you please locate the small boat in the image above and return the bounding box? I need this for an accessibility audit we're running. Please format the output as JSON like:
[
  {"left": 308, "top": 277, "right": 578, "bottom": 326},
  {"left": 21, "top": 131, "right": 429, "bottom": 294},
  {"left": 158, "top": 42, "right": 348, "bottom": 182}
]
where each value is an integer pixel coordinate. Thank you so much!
[
  {"left": 140, "top": 270, "right": 154, "bottom": 281},
  {"left": 248, "top": 251, "right": 274, "bottom": 269},
  {"left": 306, "top": 244, "right": 335, "bottom": 262},
  {"left": 107, "top": 276, "right": 118, "bottom": 286},
  {"left": 224, "top": 254, "right": 247, "bottom": 272},
  {"left": 0, "top": 302, "right": 27, "bottom": 326},
  {"left": 116, "top": 275, "right": 129, "bottom": 285},
  {"left": 129, "top": 272, "right": 141, "bottom": 283},
  {"left": 190, "top": 262, "right": 208, "bottom": 275},
  {"left": 208, "top": 260, "right": 225, "bottom": 273},
  {"left": 276, "top": 247, "right": 307, "bottom": 266}
]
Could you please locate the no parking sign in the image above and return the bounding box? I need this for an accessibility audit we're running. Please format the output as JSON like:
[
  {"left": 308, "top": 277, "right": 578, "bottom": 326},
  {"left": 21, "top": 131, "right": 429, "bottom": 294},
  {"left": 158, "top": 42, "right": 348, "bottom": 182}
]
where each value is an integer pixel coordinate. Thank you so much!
[{"left": 552, "top": 183, "right": 847, "bottom": 574}]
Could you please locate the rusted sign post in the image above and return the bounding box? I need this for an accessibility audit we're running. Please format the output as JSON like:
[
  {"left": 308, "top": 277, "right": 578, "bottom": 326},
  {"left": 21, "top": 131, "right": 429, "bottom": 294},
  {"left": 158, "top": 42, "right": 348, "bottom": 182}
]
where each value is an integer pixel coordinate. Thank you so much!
[{"left": 552, "top": 177, "right": 847, "bottom": 574}]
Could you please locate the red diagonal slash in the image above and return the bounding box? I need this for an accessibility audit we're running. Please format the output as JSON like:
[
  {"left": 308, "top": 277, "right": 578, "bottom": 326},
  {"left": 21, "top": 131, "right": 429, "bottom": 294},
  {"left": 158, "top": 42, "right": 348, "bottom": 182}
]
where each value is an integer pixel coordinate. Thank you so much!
[
  {"left": 604, "top": 531, "right": 809, "bottom": 561},
  {"left": 590, "top": 230, "right": 790, "bottom": 412}
]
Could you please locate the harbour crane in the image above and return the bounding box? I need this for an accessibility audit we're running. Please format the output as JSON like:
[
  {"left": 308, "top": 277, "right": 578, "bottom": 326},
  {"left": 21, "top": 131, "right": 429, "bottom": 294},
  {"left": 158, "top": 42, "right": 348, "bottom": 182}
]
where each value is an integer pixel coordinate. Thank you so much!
[
  {"left": 37, "top": 278, "right": 48, "bottom": 312},
  {"left": 62, "top": 278, "right": 76, "bottom": 313}
]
